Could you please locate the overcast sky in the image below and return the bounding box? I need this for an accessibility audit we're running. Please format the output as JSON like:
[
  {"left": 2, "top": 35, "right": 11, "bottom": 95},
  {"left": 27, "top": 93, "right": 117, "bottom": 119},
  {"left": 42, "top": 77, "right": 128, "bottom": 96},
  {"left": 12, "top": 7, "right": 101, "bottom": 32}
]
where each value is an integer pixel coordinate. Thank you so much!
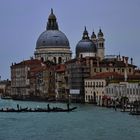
[{"left": 0, "top": 0, "right": 140, "bottom": 80}]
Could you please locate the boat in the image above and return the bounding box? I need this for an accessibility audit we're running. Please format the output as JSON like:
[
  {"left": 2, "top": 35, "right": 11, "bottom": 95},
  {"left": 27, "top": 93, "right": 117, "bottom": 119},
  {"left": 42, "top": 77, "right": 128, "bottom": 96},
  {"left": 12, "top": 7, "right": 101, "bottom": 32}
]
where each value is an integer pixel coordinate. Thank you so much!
[{"left": 0, "top": 106, "right": 77, "bottom": 113}]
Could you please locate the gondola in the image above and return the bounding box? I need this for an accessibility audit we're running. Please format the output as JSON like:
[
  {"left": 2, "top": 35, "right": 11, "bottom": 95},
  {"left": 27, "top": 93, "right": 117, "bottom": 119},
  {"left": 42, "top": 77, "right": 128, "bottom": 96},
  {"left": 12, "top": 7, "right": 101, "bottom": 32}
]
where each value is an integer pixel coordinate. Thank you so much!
[{"left": 0, "top": 106, "right": 77, "bottom": 113}]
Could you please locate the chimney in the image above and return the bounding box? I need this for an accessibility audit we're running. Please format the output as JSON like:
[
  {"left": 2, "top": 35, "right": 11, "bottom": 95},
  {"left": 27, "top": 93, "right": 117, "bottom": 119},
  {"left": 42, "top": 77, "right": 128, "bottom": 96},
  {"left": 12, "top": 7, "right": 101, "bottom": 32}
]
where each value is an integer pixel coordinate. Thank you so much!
[{"left": 125, "top": 57, "right": 129, "bottom": 67}]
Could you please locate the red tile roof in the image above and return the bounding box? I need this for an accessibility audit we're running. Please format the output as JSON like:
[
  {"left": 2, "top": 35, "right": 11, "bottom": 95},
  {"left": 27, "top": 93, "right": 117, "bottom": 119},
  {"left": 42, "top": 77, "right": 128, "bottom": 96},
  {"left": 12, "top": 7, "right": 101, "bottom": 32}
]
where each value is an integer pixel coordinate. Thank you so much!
[
  {"left": 11, "top": 59, "right": 42, "bottom": 68},
  {"left": 55, "top": 64, "right": 66, "bottom": 72},
  {"left": 91, "top": 72, "right": 123, "bottom": 79}
]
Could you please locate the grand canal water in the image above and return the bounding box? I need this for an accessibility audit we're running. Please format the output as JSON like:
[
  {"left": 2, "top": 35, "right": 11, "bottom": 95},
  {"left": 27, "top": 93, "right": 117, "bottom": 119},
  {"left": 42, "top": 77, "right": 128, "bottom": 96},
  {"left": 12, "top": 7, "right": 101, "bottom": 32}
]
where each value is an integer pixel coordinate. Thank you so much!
[{"left": 0, "top": 99, "right": 140, "bottom": 140}]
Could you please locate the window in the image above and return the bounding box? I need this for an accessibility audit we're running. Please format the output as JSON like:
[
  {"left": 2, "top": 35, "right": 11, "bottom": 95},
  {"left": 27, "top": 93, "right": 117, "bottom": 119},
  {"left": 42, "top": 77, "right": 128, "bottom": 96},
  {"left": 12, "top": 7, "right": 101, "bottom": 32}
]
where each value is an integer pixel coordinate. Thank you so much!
[
  {"left": 58, "top": 57, "right": 62, "bottom": 64},
  {"left": 133, "top": 88, "right": 135, "bottom": 95},
  {"left": 54, "top": 57, "right": 56, "bottom": 64},
  {"left": 130, "top": 89, "right": 132, "bottom": 95},
  {"left": 102, "top": 43, "right": 104, "bottom": 47},
  {"left": 99, "top": 82, "right": 101, "bottom": 87},
  {"left": 96, "top": 82, "right": 98, "bottom": 87},
  {"left": 102, "top": 82, "right": 104, "bottom": 87}
]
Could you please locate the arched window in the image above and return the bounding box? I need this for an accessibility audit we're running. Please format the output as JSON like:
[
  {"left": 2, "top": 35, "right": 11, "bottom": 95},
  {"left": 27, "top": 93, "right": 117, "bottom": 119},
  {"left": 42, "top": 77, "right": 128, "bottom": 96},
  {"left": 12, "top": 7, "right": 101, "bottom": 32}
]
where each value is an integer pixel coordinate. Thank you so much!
[
  {"left": 54, "top": 57, "right": 56, "bottom": 64},
  {"left": 58, "top": 57, "right": 62, "bottom": 64}
]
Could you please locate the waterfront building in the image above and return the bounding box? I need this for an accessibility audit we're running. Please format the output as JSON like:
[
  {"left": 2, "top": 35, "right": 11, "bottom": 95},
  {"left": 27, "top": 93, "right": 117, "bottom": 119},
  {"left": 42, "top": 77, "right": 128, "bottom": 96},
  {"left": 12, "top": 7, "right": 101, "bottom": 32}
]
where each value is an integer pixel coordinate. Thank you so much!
[
  {"left": 34, "top": 9, "right": 72, "bottom": 64},
  {"left": 65, "top": 57, "right": 91, "bottom": 102},
  {"left": 84, "top": 78, "right": 106, "bottom": 105},
  {"left": 10, "top": 59, "right": 42, "bottom": 97},
  {"left": 11, "top": 59, "right": 56, "bottom": 99},
  {"left": 55, "top": 64, "right": 68, "bottom": 101},
  {"left": 28, "top": 63, "right": 55, "bottom": 100},
  {"left": 85, "top": 71, "right": 140, "bottom": 104},
  {"left": 106, "top": 82, "right": 140, "bottom": 103}
]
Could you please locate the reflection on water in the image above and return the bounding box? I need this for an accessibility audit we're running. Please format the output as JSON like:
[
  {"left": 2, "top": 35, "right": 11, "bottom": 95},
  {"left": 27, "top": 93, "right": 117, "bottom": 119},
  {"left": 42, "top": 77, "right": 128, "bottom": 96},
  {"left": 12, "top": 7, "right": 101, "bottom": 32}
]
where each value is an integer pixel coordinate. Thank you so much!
[{"left": 0, "top": 99, "right": 140, "bottom": 140}]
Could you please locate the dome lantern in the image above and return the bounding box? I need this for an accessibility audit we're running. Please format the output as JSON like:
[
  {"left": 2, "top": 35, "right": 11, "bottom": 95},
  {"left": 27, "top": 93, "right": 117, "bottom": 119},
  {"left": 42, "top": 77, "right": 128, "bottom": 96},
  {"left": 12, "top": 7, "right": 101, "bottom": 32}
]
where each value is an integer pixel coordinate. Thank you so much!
[
  {"left": 82, "top": 26, "right": 89, "bottom": 40},
  {"left": 47, "top": 9, "right": 59, "bottom": 30},
  {"left": 36, "top": 9, "right": 70, "bottom": 48}
]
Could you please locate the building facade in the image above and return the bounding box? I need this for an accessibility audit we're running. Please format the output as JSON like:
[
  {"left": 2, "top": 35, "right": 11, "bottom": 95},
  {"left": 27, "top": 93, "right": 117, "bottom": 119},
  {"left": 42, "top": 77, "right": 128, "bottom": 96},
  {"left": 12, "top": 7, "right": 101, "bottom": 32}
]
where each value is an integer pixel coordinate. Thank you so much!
[
  {"left": 66, "top": 58, "right": 91, "bottom": 102},
  {"left": 11, "top": 59, "right": 56, "bottom": 100},
  {"left": 106, "top": 82, "right": 140, "bottom": 103},
  {"left": 85, "top": 78, "right": 106, "bottom": 105}
]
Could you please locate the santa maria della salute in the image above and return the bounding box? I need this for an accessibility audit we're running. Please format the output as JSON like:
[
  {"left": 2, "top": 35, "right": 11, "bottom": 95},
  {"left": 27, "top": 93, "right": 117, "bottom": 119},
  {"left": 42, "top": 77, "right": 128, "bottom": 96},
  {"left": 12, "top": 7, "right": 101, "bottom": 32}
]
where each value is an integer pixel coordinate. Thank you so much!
[
  {"left": 35, "top": 9, "right": 72, "bottom": 64},
  {"left": 4, "top": 9, "right": 140, "bottom": 105},
  {"left": 34, "top": 9, "right": 105, "bottom": 63}
]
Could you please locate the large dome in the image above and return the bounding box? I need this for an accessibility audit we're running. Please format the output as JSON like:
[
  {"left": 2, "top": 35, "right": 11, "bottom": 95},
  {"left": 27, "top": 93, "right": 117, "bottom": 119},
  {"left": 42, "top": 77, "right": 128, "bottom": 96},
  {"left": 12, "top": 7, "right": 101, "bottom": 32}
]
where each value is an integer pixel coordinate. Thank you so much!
[
  {"left": 36, "top": 30, "right": 70, "bottom": 48},
  {"left": 34, "top": 9, "right": 72, "bottom": 64},
  {"left": 36, "top": 9, "right": 70, "bottom": 49}
]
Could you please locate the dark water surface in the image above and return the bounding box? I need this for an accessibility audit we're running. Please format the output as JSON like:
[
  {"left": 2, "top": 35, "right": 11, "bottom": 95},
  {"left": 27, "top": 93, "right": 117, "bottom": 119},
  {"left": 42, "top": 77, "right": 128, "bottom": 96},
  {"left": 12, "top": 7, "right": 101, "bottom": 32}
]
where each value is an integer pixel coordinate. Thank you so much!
[{"left": 0, "top": 99, "right": 140, "bottom": 140}]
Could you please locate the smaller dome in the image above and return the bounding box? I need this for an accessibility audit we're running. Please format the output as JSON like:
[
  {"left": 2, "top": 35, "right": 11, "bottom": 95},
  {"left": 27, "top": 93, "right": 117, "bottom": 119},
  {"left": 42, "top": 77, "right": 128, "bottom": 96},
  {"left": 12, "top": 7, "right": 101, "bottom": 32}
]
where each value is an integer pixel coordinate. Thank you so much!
[
  {"left": 76, "top": 40, "right": 96, "bottom": 55},
  {"left": 76, "top": 27, "right": 97, "bottom": 57}
]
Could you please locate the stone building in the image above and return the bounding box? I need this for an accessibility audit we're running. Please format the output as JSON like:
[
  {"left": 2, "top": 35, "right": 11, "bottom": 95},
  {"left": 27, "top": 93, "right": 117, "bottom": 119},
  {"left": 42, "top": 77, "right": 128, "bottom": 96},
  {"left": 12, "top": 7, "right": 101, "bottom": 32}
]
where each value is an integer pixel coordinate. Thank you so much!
[
  {"left": 66, "top": 58, "right": 91, "bottom": 102},
  {"left": 11, "top": 59, "right": 42, "bottom": 97},
  {"left": 28, "top": 64, "right": 55, "bottom": 100},
  {"left": 11, "top": 59, "right": 56, "bottom": 100},
  {"left": 85, "top": 78, "right": 106, "bottom": 105},
  {"left": 106, "top": 81, "right": 140, "bottom": 103},
  {"left": 55, "top": 64, "right": 68, "bottom": 101}
]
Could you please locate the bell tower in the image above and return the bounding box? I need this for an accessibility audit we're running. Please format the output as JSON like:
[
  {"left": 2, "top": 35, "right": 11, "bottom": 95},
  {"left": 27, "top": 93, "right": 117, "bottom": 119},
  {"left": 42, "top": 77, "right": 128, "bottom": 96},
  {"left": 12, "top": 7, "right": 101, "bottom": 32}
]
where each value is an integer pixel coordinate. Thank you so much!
[{"left": 97, "top": 28, "right": 105, "bottom": 60}]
